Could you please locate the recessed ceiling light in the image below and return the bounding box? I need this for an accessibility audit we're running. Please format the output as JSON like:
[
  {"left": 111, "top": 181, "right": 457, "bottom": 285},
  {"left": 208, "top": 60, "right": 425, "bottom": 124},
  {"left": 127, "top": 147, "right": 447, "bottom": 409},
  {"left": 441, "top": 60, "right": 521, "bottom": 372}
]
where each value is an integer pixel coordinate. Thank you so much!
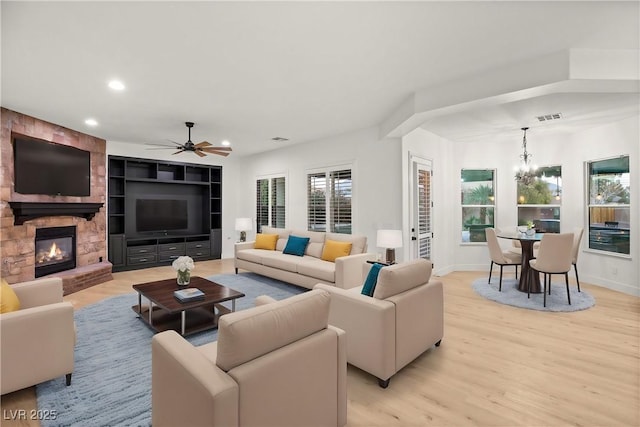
[
  {"left": 221, "top": 140, "right": 231, "bottom": 146},
  {"left": 85, "top": 118, "right": 98, "bottom": 126},
  {"left": 108, "top": 80, "right": 125, "bottom": 91}
]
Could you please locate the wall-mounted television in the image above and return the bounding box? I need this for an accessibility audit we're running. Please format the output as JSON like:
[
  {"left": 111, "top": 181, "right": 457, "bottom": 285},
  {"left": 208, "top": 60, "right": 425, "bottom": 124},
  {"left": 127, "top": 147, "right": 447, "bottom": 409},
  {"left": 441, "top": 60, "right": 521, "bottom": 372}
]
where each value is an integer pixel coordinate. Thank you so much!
[
  {"left": 13, "top": 135, "right": 91, "bottom": 196},
  {"left": 136, "top": 199, "right": 188, "bottom": 233}
]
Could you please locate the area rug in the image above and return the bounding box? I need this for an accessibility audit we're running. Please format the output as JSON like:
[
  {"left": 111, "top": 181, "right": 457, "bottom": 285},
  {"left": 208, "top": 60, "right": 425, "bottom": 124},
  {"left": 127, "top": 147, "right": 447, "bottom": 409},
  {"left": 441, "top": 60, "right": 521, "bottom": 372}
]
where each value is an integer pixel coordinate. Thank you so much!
[
  {"left": 36, "top": 273, "right": 306, "bottom": 427},
  {"left": 472, "top": 277, "right": 595, "bottom": 312}
]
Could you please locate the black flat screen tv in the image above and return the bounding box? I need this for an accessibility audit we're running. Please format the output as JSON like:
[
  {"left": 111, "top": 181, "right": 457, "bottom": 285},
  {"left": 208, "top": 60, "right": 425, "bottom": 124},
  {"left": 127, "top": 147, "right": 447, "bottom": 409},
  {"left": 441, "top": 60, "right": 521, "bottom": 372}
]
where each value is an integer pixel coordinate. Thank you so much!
[
  {"left": 13, "top": 135, "right": 91, "bottom": 196},
  {"left": 136, "top": 199, "right": 188, "bottom": 233}
]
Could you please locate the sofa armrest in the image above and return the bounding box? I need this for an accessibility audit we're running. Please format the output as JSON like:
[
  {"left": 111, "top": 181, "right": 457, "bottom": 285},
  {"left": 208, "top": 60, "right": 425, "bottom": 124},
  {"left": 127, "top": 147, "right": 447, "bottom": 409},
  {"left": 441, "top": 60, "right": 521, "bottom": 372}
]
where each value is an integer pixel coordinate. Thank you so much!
[
  {"left": 334, "top": 252, "right": 376, "bottom": 289},
  {"left": 314, "top": 284, "right": 396, "bottom": 381},
  {"left": 234, "top": 241, "right": 255, "bottom": 255},
  {"left": 12, "top": 278, "right": 64, "bottom": 309},
  {"left": 328, "top": 325, "right": 348, "bottom": 427},
  {"left": 0, "top": 302, "right": 75, "bottom": 395},
  {"left": 152, "top": 330, "right": 239, "bottom": 427}
]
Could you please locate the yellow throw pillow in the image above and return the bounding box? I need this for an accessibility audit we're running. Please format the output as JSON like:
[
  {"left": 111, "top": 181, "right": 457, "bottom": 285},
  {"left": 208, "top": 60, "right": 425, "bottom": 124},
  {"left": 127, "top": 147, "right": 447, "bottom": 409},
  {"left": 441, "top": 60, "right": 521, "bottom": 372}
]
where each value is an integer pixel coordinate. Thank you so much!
[
  {"left": 1, "top": 279, "right": 20, "bottom": 314},
  {"left": 254, "top": 233, "right": 279, "bottom": 250},
  {"left": 321, "top": 240, "right": 353, "bottom": 262}
]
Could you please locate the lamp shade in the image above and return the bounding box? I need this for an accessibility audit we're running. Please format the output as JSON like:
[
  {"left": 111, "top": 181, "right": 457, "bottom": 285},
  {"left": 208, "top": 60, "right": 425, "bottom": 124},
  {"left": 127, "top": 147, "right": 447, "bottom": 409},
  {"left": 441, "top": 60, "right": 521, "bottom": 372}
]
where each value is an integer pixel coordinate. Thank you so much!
[
  {"left": 235, "top": 218, "right": 252, "bottom": 231},
  {"left": 377, "top": 229, "right": 402, "bottom": 249}
]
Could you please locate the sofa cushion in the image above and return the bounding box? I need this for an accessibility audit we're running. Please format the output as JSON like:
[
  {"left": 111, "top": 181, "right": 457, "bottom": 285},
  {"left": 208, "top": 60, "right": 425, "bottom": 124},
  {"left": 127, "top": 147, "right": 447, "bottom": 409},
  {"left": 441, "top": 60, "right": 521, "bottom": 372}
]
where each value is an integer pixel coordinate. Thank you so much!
[
  {"left": 361, "top": 263, "right": 384, "bottom": 297},
  {"left": 296, "top": 257, "right": 336, "bottom": 283},
  {"left": 373, "top": 259, "right": 433, "bottom": 300},
  {"left": 283, "top": 235, "right": 310, "bottom": 256},
  {"left": 321, "top": 240, "right": 353, "bottom": 262},
  {"left": 0, "top": 279, "right": 20, "bottom": 313},
  {"left": 236, "top": 248, "right": 268, "bottom": 264},
  {"left": 216, "top": 289, "right": 330, "bottom": 372},
  {"left": 254, "top": 233, "right": 278, "bottom": 250},
  {"left": 326, "top": 232, "right": 367, "bottom": 255},
  {"left": 261, "top": 252, "right": 300, "bottom": 273},
  {"left": 289, "top": 230, "right": 325, "bottom": 258},
  {"left": 261, "top": 227, "right": 291, "bottom": 251}
]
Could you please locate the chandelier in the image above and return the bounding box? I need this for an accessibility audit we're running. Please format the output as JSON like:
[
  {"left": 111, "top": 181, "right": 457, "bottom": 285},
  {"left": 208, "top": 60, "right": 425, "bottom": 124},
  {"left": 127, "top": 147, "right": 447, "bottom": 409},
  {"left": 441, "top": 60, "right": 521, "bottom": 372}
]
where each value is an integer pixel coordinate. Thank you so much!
[{"left": 514, "top": 127, "right": 538, "bottom": 185}]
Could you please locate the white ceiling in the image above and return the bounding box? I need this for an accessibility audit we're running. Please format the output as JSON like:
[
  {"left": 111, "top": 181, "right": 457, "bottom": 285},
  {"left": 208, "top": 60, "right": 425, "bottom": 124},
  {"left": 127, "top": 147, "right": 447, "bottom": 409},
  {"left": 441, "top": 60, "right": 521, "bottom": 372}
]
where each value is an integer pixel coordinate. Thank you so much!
[{"left": 2, "top": 1, "right": 639, "bottom": 156}]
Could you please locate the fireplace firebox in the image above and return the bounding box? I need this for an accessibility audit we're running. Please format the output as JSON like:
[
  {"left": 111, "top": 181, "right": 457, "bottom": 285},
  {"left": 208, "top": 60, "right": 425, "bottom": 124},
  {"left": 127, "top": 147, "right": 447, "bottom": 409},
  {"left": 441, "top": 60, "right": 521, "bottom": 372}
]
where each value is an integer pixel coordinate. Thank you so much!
[{"left": 35, "top": 226, "right": 76, "bottom": 278}]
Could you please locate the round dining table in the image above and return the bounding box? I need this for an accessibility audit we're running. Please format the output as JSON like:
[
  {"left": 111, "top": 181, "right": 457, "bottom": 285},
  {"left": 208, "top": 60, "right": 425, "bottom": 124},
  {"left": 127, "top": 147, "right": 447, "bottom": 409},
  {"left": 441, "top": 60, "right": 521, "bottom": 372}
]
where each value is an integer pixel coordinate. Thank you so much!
[{"left": 496, "top": 230, "right": 544, "bottom": 293}]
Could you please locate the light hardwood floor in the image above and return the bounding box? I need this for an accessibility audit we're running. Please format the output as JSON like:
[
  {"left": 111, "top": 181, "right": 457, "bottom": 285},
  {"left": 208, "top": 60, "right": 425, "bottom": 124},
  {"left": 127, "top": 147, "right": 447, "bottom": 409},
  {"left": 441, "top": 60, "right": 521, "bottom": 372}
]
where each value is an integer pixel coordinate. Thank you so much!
[{"left": 2, "top": 259, "right": 639, "bottom": 426}]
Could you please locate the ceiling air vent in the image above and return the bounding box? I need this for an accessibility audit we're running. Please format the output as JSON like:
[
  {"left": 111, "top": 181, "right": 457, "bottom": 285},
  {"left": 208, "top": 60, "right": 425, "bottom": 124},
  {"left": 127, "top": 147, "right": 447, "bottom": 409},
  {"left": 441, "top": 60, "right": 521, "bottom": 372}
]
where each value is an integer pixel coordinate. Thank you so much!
[
  {"left": 271, "top": 137, "right": 289, "bottom": 142},
  {"left": 536, "top": 113, "right": 563, "bottom": 122}
]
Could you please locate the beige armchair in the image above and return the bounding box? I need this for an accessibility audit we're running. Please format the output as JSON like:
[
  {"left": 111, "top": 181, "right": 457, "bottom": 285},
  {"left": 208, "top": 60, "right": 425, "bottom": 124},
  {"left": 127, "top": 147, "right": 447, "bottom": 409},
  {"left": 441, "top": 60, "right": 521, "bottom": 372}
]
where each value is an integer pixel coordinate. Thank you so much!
[
  {"left": 1, "top": 277, "right": 75, "bottom": 395},
  {"left": 315, "top": 258, "right": 443, "bottom": 388},
  {"left": 152, "top": 289, "right": 347, "bottom": 427}
]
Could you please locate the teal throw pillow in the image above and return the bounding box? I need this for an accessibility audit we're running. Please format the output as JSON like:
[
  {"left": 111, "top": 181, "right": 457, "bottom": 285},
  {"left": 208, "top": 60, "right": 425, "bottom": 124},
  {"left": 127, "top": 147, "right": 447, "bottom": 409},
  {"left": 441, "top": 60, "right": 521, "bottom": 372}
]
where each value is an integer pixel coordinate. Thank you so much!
[
  {"left": 361, "top": 263, "right": 384, "bottom": 297},
  {"left": 283, "top": 235, "right": 310, "bottom": 257}
]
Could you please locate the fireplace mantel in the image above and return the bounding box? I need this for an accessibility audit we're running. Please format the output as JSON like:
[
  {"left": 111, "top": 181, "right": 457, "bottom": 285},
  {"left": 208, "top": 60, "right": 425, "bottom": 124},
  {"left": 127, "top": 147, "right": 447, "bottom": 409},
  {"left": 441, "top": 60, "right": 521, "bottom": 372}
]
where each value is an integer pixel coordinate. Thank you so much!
[{"left": 9, "top": 202, "right": 104, "bottom": 225}]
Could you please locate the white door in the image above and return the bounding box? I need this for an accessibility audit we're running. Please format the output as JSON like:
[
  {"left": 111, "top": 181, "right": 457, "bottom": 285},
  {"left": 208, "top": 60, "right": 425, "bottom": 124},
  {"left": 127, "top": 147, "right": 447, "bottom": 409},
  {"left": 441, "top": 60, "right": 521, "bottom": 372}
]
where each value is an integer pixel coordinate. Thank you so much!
[{"left": 410, "top": 156, "right": 433, "bottom": 260}]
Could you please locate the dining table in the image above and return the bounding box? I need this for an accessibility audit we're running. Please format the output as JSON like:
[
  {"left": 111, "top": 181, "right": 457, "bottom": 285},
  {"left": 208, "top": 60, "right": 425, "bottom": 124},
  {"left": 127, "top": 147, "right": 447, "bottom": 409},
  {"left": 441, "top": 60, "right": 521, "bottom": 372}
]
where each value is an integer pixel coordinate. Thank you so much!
[{"left": 496, "top": 230, "right": 544, "bottom": 293}]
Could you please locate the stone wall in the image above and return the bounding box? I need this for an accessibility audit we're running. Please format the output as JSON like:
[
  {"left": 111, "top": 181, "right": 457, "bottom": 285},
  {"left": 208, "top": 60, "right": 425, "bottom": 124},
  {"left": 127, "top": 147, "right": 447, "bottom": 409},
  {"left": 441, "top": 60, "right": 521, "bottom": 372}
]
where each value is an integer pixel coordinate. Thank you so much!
[{"left": 1, "top": 108, "right": 110, "bottom": 291}]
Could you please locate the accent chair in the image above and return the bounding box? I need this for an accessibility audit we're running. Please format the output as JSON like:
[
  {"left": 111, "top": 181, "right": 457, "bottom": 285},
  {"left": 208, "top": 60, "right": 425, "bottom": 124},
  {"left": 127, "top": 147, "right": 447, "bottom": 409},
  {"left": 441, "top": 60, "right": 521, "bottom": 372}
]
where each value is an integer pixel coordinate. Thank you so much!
[
  {"left": 315, "top": 258, "right": 443, "bottom": 388},
  {"left": 571, "top": 227, "right": 584, "bottom": 292},
  {"left": 151, "top": 289, "right": 347, "bottom": 427},
  {"left": 0, "top": 277, "right": 75, "bottom": 395}
]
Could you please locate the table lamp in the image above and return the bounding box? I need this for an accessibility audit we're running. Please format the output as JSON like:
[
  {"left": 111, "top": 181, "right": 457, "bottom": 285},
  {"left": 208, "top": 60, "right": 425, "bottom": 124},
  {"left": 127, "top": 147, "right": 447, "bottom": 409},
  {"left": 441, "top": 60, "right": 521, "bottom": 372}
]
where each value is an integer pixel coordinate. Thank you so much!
[
  {"left": 377, "top": 229, "right": 403, "bottom": 264},
  {"left": 235, "top": 218, "right": 252, "bottom": 242}
]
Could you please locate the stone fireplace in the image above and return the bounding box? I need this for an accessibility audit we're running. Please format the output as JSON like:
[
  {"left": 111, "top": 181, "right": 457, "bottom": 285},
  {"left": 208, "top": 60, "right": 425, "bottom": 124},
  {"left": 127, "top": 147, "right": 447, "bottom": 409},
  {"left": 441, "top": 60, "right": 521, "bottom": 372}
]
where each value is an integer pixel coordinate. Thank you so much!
[{"left": 1, "top": 108, "right": 113, "bottom": 294}]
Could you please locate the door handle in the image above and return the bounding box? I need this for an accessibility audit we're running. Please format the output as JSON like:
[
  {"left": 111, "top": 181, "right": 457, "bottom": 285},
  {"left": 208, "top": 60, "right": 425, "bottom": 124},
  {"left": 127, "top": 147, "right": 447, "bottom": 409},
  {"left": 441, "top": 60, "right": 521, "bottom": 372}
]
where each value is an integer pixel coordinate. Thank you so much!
[{"left": 411, "top": 236, "right": 417, "bottom": 241}]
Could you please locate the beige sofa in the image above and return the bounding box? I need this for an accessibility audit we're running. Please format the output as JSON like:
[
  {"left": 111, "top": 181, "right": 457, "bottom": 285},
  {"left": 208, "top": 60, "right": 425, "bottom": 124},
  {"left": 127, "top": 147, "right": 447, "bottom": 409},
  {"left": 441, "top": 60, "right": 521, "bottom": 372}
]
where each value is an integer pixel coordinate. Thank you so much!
[
  {"left": 1, "top": 277, "right": 75, "bottom": 395},
  {"left": 234, "top": 226, "right": 374, "bottom": 289},
  {"left": 152, "top": 289, "right": 347, "bottom": 427},
  {"left": 315, "top": 258, "right": 443, "bottom": 388}
]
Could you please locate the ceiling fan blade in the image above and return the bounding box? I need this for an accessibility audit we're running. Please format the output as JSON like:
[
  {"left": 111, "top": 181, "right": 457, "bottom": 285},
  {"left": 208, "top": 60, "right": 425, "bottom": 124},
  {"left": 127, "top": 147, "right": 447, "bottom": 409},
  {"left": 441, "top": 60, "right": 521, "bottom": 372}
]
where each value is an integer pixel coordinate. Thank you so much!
[
  {"left": 194, "top": 141, "right": 212, "bottom": 148},
  {"left": 172, "top": 149, "right": 185, "bottom": 155},
  {"left": 198, "top": 148, "right": 230, "bottom": 157},
  {"left": 194, "top": 150, "right": 206, "bottom": 157},
  {"left": 200, "top": 146, "right": 232, "bottom": 152}
]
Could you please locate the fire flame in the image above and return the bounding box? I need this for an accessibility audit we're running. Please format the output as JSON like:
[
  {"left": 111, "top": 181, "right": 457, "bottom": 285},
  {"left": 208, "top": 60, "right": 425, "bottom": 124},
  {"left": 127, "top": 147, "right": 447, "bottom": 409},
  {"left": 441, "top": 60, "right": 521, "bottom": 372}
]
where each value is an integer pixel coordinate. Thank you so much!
[{"left": 48, "top": 242, "right": 59, "bottom": 258}]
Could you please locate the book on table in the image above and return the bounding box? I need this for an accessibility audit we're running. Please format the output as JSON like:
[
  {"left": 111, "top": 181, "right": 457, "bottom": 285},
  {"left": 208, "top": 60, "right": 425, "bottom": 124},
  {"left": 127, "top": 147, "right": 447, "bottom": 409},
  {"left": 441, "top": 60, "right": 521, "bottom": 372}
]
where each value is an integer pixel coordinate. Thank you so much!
[{"left": 174, "top": 288, "right": 205, "bottom": 302}]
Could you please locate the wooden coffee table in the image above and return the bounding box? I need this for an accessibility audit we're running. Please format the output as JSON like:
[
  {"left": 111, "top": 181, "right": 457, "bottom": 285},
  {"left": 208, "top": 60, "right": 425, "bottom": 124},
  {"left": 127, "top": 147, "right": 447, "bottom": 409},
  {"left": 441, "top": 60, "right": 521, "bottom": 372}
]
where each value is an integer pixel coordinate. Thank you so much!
[{"left": 132, "top": 276, "right": 245, "bottom": 336}]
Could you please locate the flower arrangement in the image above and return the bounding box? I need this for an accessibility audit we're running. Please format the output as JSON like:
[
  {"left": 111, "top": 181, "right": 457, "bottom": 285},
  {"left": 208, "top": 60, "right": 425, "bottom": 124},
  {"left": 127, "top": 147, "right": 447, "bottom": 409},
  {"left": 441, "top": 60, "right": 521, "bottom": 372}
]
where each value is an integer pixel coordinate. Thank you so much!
[{"left": 172, "top": 256, "right": 194, "bottom": 286}]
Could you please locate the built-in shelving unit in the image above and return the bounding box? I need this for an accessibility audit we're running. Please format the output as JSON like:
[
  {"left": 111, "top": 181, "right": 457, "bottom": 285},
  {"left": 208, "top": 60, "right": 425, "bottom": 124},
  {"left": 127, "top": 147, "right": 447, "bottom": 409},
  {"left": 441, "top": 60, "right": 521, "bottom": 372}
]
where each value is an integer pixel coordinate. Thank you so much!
[{"left": 107, "top": 155, "right": 222, "bottom": 272}]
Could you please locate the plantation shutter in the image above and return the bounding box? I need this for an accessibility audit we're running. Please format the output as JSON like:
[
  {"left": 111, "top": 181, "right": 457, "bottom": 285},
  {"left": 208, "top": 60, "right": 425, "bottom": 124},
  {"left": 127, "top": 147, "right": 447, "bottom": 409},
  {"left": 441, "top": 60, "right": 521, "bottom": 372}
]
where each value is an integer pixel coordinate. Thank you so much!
[
  {"left": 329, "top": 169, "right": 352, "bottom": 234},
  {"left": 307, "top": 173, "right": 326, "bottom": 232},
  {"left": 418, "top": 168, "right": 431, "bottom": 258},
  {"left": 256, "top": 178, "right": 269, "bottom": 233},
  {"left": 271, "top": 177, "right": 286, "bottom": 228}
]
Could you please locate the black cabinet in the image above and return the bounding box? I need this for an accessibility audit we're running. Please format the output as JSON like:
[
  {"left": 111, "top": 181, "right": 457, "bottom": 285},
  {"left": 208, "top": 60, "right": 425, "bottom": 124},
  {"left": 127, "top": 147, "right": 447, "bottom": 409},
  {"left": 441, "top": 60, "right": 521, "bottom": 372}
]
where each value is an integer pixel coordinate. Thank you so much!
[{"left": 107, "top": 155, "right": 222, "bottom": 272}]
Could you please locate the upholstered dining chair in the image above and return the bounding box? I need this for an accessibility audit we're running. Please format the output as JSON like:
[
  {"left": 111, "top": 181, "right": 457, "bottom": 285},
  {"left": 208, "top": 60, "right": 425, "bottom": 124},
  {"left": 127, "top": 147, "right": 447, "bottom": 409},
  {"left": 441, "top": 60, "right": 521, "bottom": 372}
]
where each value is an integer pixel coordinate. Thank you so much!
[
  {"left": 485, "top": 228, "right": 521, "bottom": 291},
  {"left": 571, "top": 227, "right": 584, "bottom": 292},
  {"left": 528, "top": 233, "right": 574, "bottom": 307}
]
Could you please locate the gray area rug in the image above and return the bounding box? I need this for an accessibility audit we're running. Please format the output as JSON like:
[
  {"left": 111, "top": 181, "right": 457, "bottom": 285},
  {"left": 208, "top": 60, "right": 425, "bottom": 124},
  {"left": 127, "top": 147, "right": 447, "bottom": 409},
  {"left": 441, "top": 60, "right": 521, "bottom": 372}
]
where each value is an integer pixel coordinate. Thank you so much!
[
  {"left": 472, "top": 277, "right": 595, "bottom": 312},
  {"left": 36, "top": 273, "right": 306, "bottom": 427}
]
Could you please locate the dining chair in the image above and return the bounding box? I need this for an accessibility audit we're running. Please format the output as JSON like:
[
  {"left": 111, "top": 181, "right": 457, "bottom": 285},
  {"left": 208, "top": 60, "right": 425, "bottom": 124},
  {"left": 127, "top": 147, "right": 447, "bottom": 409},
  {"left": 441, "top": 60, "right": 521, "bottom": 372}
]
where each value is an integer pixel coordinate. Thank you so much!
[
  {"left": 528, "top": 233, "right": 574, "bottom": 307},
  {"left": 485, "top": 228, "right": 521, "bottom": 291},
  {"left": 571, "top": 227, "right": 584, "bottom": 292}
]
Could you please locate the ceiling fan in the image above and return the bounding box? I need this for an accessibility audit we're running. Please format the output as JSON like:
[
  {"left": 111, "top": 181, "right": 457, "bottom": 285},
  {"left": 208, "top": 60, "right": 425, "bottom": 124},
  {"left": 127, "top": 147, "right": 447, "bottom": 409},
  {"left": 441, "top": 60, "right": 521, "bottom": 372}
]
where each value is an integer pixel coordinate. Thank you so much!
[{"left": 146, "top": 122, "right": 232, "bottom": 157}]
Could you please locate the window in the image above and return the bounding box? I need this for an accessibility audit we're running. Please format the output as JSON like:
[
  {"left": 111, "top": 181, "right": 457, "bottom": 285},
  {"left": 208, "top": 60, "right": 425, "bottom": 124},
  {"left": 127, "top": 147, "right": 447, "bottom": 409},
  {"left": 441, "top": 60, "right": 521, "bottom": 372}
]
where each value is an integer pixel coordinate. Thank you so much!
[
  {"left": 517, "top": 166, "right": 562, "bottom": 233},
  {"left": 307, "top": 167, "right": 352, "bottom": 234},
  {"left": 256, "top": 175, "right": 286, "bottom": 233},
  {"left": 587, "top": 156, "right": 630, "bottom": 255},
  {"left": 461, "top": 169, "right": 495, "bottom": 242}
]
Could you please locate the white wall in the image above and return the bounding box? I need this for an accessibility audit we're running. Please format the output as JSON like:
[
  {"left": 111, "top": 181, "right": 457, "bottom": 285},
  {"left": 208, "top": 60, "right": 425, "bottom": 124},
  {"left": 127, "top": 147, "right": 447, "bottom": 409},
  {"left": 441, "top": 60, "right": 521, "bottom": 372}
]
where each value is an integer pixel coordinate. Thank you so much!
[
  {"left": 235, "top": 126, "right": 403, "bottom": 260},
  {"left": 402, "top": 114, "right": 639, "bottom": 295}
]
